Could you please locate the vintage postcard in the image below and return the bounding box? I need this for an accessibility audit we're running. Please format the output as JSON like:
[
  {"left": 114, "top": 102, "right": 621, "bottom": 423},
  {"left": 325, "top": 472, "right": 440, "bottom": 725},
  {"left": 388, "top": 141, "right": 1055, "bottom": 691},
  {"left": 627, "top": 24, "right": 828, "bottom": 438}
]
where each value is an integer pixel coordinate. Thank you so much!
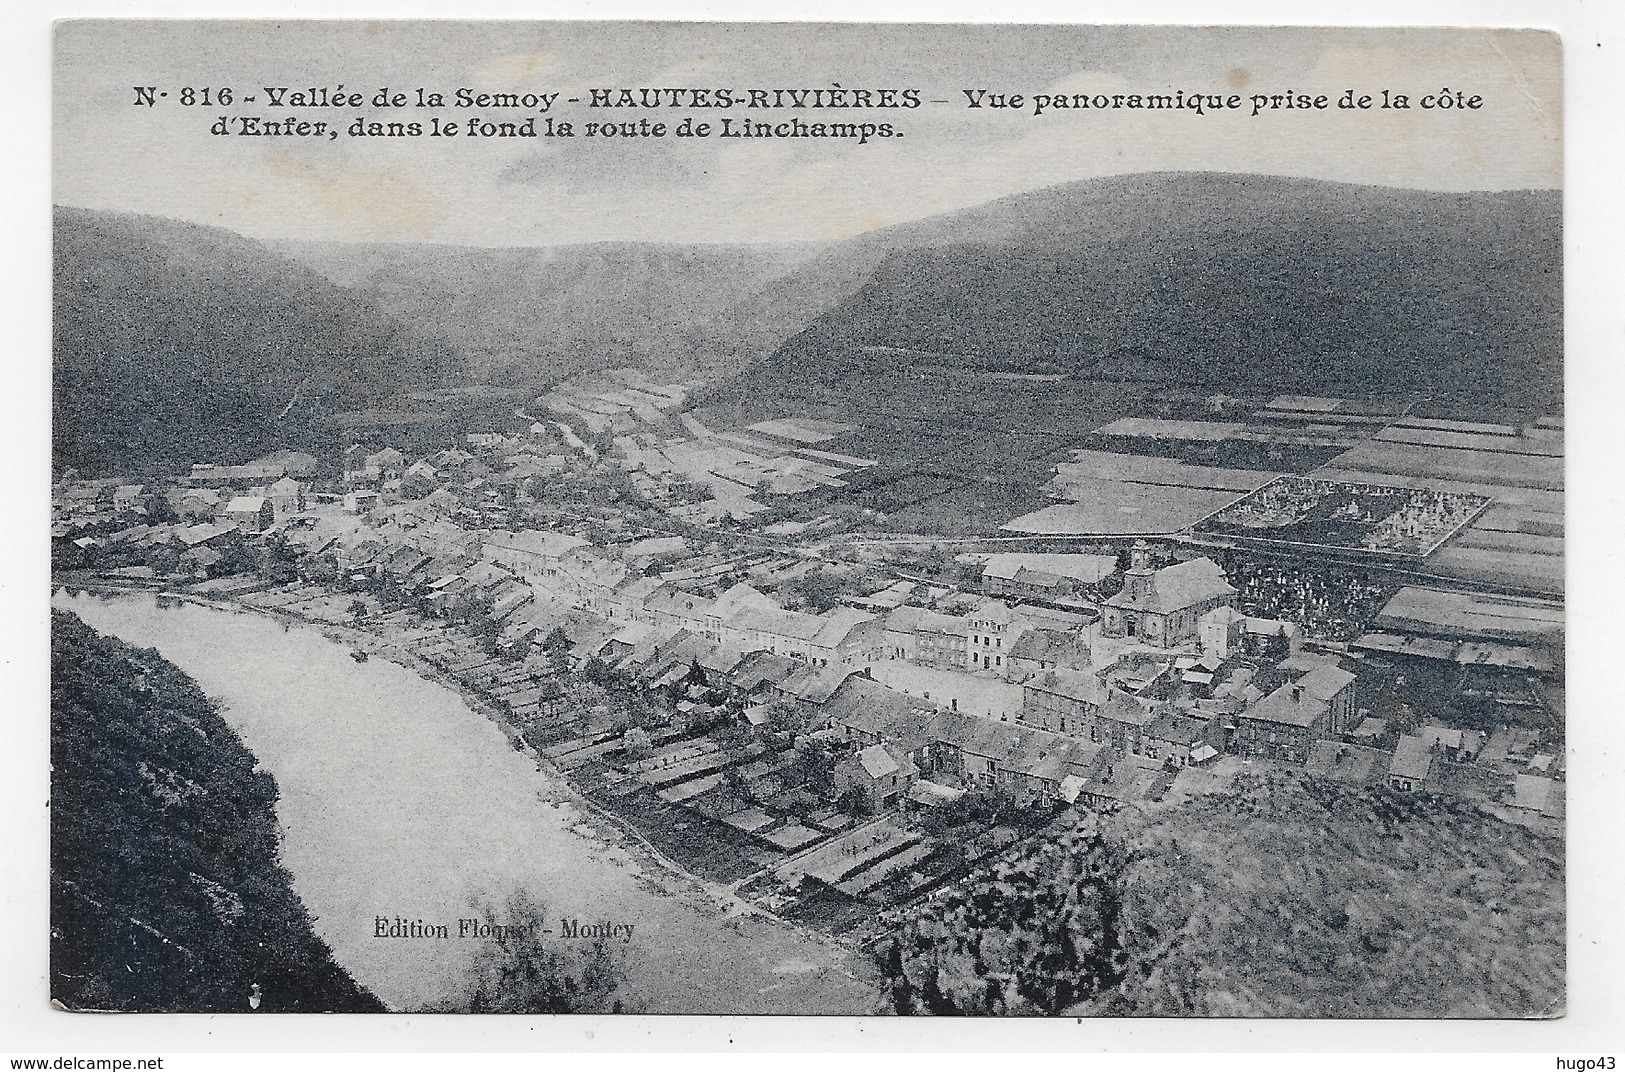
[{"left": 49, "top": 21, "right": 1563, "bottom": 1017}]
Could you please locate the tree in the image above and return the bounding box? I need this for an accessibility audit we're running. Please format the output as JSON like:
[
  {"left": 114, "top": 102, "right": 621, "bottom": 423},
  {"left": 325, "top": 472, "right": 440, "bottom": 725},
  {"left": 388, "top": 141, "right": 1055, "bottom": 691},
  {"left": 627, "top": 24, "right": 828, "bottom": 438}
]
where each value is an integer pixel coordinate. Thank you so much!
[
  {"left": 792, "top": 568, "right": 843, "bottom": 614},
  {"left": 767, "top": 702, "right": 808, "bottom": 740},
  {"left": 144, "top": 544, "right": 183, "bottom": 577},
  {"left": 400, "top": 471, "right": 436, "bottom": 500},
  {"left": 435, "top": 891, "right": 624, "bottom": 1013},
  {"left": 303, "top": 552, "right": 340, "bottom": 585},
  {"left": 145, "top": 494, "right": 177, "bottom": 525},
  {"left": 536, "top": 678, "right": 565, "bottom": 719},
  {"left": 212, "top": 538, "right": 256, "bottom": 577},
  {"left": 582, "top": 656, "right": 612, "bottom": 686},
  {"left": 722, "top": 767, "right": 751, "bottom": 805},
  {"left": 668, "top": 478, "right": 711, "bottom": 504},
  {"left": 469, "top": 610, "right": 503, "bottom": 656},
  {"left": 713, "top": 716, "right": 751, "bottom": 750},
  {"left": 347, "top": 599, "right": 369, "bottom": 624},
  {"left": 256, "top": 537, "right": 301, "bottom": 585},
  {"left": 872, "top": 820, "right": 1130, "bottom": 1015},
  {"left": 542, "top": 626, "right": 572, "bottom": 676},
  {"left": 621, "top": 726, "right": 652, "bottom": 760},
  {"left": 794, "top": 739, "right": 838, "bottom": 797}
]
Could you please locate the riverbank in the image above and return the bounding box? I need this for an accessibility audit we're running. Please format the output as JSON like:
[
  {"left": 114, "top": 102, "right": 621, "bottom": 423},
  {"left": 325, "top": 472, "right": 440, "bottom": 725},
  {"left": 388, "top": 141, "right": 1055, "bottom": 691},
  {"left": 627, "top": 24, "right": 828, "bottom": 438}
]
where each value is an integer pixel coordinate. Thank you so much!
[
  {"left": 53, "top": 584, "right": 884, "bottom": 1014},
  {"left": 74, "top": 580, "right": 813, "bottom": 923},
  {"left": 50, "top": 610, "right": 386, "bottom": 1012}
]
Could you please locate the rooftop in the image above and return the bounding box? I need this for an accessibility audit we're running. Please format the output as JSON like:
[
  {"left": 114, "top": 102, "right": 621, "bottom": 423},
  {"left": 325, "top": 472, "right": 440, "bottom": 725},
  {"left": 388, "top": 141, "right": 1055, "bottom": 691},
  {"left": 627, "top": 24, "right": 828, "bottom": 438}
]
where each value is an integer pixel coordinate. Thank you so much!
[
  {"left": 1389, "top": 735, "right": 1434, "bottom": 782},
  {"left": 1105, "top": 556, "right": 1236, "bottom": 615}
]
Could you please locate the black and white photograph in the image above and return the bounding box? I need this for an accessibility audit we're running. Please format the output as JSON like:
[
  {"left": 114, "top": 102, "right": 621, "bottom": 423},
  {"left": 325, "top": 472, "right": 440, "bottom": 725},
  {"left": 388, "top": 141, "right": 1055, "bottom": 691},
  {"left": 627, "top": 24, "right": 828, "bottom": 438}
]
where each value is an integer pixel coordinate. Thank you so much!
[{"left": 37, "top": 15, "right": 1581, "bottom": 1035}]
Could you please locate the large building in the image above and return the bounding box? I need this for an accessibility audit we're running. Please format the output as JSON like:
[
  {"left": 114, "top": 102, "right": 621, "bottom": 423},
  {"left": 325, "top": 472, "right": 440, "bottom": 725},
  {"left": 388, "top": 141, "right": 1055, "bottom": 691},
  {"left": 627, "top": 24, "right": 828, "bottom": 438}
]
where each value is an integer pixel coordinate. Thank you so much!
[
  {"left": 482, "top": 529, "right": 590, "bottom": 583},
  {"left": 1020, "top": 669, "right": 1104, "bottom": 737},
  {"left": 1232, "top": 662, "right": 1357, "bottom": 763},
  {"left": 722, "top": 604, "right": 883, "bottom": 667},
  {"left": 980, "top": 553, "right": 1116, "bottom": 602},
  {"left": 966, "top": 599, "right": 1027, "bottom": 674},
  {"left": 1101, "top": 545, "right": 1237, "bottom": 648}
]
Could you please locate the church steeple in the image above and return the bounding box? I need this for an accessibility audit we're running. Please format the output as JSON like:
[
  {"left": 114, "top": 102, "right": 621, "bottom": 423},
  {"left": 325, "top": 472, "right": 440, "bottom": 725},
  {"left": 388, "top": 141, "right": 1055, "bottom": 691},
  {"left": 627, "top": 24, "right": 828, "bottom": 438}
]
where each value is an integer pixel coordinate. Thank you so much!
[{"left": 1123, "top": 540, "right": 1154, "bottom": 600}]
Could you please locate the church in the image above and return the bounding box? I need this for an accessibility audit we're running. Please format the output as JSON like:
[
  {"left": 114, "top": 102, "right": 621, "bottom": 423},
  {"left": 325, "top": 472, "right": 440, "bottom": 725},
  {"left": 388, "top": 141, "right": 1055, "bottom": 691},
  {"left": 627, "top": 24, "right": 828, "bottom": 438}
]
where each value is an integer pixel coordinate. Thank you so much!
[{"left": 1101, "top": 544, "right": 1238, "bottom": 649}]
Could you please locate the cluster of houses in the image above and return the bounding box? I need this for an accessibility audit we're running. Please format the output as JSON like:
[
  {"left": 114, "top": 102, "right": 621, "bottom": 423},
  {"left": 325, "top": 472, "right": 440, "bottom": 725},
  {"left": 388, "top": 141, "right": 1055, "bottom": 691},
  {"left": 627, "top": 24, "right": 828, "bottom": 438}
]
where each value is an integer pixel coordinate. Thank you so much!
[
  {"left": 494, "top": 531, "right": 1555, "bottom": 818},
  {"left": 52, "top": 452, "right": 324, "bottom": 576},
  {"left": 55, "top": 426, "right": 1560, "bottom": 827},
  {"left": 312, "top": 518, "right": 1373, "bottom": 812}
]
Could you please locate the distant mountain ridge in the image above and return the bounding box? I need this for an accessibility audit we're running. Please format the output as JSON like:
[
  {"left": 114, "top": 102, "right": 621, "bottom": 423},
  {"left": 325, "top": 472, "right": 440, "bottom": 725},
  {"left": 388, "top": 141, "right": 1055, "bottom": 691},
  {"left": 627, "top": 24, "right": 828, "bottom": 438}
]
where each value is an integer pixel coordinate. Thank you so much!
[
  {"left": 55, "top": 172, "right": 1562, "bottom": 477},
  {"left": 54, "top": 207, "right": 461, "bottom": 477},
  {"left": 761, "top": 172, "right": 1562, "bottom": 411},
  {"left": 275, "top": 238, "right": 828, "bottom": 382}
]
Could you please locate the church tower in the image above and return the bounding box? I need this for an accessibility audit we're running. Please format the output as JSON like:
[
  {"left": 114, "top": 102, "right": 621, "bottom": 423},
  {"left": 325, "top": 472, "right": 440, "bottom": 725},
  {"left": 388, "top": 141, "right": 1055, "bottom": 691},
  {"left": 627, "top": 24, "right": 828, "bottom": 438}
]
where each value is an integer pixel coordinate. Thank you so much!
[{"left": 1122, "top": 540, "right": 1155, "bottom": 601}]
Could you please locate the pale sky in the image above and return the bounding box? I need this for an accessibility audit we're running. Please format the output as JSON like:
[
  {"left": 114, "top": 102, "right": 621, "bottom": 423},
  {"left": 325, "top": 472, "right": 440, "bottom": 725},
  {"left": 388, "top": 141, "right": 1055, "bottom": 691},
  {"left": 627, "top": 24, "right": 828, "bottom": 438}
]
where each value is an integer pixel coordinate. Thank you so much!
[{"left": 53, "top": 22, "right": 1561, "bottom": 246}]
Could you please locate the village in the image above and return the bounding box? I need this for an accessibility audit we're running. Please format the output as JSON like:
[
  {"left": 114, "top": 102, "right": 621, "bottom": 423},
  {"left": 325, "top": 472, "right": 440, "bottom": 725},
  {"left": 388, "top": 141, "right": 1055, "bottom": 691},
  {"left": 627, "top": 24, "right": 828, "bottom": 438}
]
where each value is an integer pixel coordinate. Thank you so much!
[{"left": 50, "top": 369, "right": 1566, "bottom": 935}]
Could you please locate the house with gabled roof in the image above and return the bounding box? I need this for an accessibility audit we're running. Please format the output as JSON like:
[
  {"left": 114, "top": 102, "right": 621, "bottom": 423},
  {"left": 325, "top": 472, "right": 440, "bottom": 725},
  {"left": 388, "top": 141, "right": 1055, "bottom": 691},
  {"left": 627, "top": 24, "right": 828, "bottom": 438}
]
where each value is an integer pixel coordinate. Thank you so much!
[
  {"left": 965, "top": 598, "right": 1027, "bottom": 675},
  {"left": 557, "top": 547, "right": 629, "bottom": 614},
  {"left": 710, "top": 582, "right": 777, "bottom": 630},
  {"left": 1293, "top": 662, "right": 1358, "bottom": 734},
  {"left": 113, "top": 484, "right": 147, "bottom": 511},
  {"left": 771, "top": 663, "right": 858, "bottom": 717},
  {"left": 482, "top": 529, "right": 589, "bottom": 584},
  {"left": 607, "top": 575, "right": 667, "bottom": 622},
  {"left": 1020, "top": 668, "right": 1104, "bottom": 737},
  {"left": 833, "top": 742, "right": 917, "bottom": 813},
  {"left": 881, "top": 605, "right": 970, "bottom": 667},
  {"left": 722, "top": 604, "right": 881, "bottom": 667},
  {"left": 380, "top": 544, "right": 434, "bottom": 583},
  {"left": 223, "top": 496, "right": 273, "bottom": 533},
  {"left": 727, "top": 650, "right": 805, "bottom": 702},
  {"left": 826, "top": 676, "right": 943, "bottom": 754},
  {"left": 994, "top": 731, "right": 1101, "bottom": 806},
  {"left": 267, "top": 476, "right": 305, "bottom": 517},
  {"left": 1092, "top": 688, "right": 1157, "bottom": 753},
  {"left": 175, "top": 521, "right": 237, "bottom": 548},
  {"left": 1007, "top": 627, "right": 1092, "bottom": 679},
  {"left": 1306, "top": 740, "right": 1389, "bottom": 785},
  {"left": 697, "top": 645, "right": 747, "bottom": 683},
  {"left": 1387, "top": 734, "right": 1434, "bottom": 791},
  {"left": 1235, "top": 661, "right": 1356, "bottom": 763},
  {"left": 1142, "top": 708, "right": 1222, "bottom": 768},
  {"left": 643, "top": 586, "right": 716, "bottom": 637},
  {"left": 1069, "top": 746, "right": 1161, "bottom": 810}
]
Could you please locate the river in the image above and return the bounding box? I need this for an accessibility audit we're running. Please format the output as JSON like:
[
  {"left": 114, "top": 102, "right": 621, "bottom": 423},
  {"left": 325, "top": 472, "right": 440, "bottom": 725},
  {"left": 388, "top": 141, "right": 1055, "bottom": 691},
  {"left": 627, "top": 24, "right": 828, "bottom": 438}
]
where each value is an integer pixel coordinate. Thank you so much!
[{"left": 54, "top": 589, "right": 881, "bottom": 1014}]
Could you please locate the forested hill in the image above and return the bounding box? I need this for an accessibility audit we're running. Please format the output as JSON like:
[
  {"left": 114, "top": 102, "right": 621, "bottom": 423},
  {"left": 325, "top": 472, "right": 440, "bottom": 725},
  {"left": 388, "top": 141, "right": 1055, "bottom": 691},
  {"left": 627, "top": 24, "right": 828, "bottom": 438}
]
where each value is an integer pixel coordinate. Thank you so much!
[
  {"left": 53, "top": 207, "right": 462, "bottom": 478},
  {"left": 765, "top": 172, "right": 1562, "bottom": 411},
  {"left": 873, "top": 771, "right": 1563, "bottom": 1018},
  {"left": 50, "top": 609, "right": 382, "bottom": 1012}
]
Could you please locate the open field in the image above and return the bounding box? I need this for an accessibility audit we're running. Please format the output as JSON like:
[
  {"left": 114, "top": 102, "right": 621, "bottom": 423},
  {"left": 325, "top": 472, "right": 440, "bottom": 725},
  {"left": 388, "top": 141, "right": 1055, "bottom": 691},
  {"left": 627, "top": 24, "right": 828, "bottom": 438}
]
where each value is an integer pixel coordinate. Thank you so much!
[
  {"left": 1003, "top": 482, "right": 1240, "bottom": 536},
  {"left": 1052, "top": 451, "right": 1280, "bottom": 494},
  {"left": 694, "top": 369, "right": 1145, "bottom": 536},
  {"left": 1373, "top": 586, "right": 1564, "bottom": 643},
  {"left": 1372, "top": 425, "right": 1563, "bottom": 457},
  {"left": 1326, "top": 441, "right": 1563, "bottom": 491},
  {"left": 1426, "top": 545, "right": 1565, "bottom": 597}
]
